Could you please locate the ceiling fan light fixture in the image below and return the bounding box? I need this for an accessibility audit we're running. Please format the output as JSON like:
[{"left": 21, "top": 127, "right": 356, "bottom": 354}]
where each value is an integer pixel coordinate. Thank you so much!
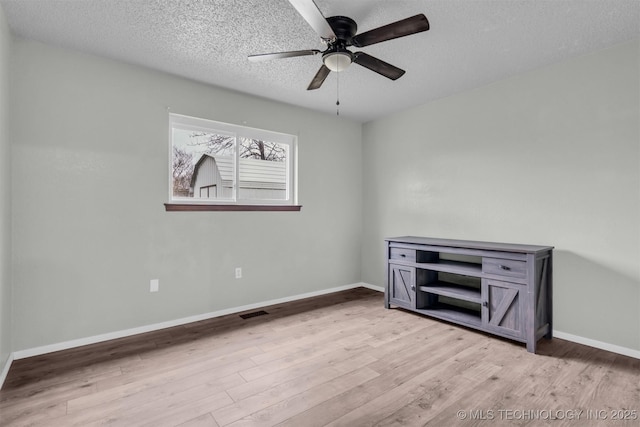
[{"left": 323, "top": 51, "right": 352, "bottom": 72}]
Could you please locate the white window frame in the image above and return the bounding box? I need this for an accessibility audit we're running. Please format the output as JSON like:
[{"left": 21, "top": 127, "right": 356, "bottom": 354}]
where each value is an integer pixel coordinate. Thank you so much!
[{"left": 168, "top": 113, "right": 298, "bottom": 207}]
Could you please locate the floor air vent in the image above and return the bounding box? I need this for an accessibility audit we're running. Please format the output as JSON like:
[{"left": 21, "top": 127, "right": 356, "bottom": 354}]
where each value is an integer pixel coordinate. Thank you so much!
[{"left": 239, "top": 310, "right": 269, "bottom": 319}]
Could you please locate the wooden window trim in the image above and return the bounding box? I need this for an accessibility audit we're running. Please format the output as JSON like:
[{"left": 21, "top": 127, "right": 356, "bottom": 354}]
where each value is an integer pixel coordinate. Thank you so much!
[{"left": 165, "top": 203, "right": 302, "bottom": 212}]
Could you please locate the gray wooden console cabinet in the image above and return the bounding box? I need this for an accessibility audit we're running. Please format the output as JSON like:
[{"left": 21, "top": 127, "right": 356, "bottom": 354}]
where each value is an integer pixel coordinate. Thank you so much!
[{"left": 385, "top": 236, "right": 553, "bottom": 353}]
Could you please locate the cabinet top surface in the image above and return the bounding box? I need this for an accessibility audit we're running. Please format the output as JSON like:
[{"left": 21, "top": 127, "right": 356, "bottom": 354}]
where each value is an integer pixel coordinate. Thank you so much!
[{"left": 386, "top": 236, "right": 553, "bottom": 254}]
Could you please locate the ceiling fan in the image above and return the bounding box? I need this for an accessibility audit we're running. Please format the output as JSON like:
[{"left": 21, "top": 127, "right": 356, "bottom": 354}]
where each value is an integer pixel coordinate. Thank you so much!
[{"left": 248, "top": 0, "right": 430, "bottom": 90}]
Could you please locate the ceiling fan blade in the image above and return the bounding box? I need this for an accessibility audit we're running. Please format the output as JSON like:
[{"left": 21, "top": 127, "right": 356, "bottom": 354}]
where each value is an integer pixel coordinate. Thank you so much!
[
  {"left": 351, "top": 14, "right": 429, "bottom": 47},
  {"left": 352, "top": 52, "right": 405, "bottom": 80},
  {"left": 307, "top": 65, "right": 331, "bottom": 90},
  {"left": 288, "top": 0, "right": 336, "bottom": 41},
  {"left": 248, "top": 49, "right": 320, "bottom": 62}
]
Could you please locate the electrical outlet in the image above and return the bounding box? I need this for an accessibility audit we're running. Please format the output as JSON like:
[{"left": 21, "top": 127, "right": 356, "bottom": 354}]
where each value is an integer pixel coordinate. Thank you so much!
[
  {"left": 150, "top": 279, "right": 159, "bottom": 292},
  {"left": 235, "top": 268, "right": 242, "bottom": 279}
]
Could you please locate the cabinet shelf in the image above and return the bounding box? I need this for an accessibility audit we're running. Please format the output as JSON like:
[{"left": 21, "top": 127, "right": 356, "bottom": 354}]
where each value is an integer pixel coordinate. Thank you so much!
[
  {"left": 419, "top": 282, "right": 481, "bottom": 304},
  {"left": 415, "top": 303, "right": 482, "bottom": 328},
  {"left": 392, "top": 259, "right": 483, "bottom": 277},
  {"left": 419, "top": 260, "right": 482, "bottom": 277}
]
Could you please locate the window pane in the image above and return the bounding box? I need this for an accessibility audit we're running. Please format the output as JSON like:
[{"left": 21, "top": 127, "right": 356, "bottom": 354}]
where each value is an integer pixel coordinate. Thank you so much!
[
  {"left": 169, "top": 114, "right": 296, "bottom": 206},
  {"left": 238, "top": 138, "right": 288, "bottom": 200},
  {"left": 172, "top": 128, "right": 235, "bottom": 200}
]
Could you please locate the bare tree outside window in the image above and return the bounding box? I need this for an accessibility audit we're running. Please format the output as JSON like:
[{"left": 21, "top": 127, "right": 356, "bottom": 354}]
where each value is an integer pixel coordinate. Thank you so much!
[
  {"left": 189, "top": 132, "right": 286, "bottom": 162},
  {"left": 187, "top": 132, "right": 234, "bottom": 157},
  {"left": 239, "top": 137, "right": 286, "bottom": 162},
  {"left": 172, "top": 146, "right": 193, "bottom": 197}
]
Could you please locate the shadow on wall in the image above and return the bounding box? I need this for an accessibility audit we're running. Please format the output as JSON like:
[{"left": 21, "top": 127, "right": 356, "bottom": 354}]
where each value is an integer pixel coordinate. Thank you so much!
[{"left": 553, "top": 250, "right": 639, "bottom": 351}]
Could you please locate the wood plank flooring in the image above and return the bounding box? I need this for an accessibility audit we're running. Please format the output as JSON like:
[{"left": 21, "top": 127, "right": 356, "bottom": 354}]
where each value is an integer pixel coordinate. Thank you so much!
[{"left": 1, "top": 288, "right": 638, "bottom": 426}]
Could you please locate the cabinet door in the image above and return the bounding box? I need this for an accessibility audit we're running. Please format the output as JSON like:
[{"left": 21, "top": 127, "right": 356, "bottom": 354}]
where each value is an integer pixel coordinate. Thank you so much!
[
  {"left": 482, "top": 279, "right": 524, "bottom": 339},
  {"left": 389, "top": 263, "right": 416, "bottom": 309}
]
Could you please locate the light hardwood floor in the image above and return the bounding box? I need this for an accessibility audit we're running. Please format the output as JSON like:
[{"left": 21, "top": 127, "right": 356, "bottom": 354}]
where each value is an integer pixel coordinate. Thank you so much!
[{"left": 1, "top": 288, "right": 638, "bottom": 426}]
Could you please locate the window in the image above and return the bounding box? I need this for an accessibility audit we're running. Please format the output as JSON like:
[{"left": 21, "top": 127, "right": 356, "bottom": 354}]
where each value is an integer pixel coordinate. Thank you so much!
[{"left": 167, "top": 114, "right": 299, "bottom": 211}]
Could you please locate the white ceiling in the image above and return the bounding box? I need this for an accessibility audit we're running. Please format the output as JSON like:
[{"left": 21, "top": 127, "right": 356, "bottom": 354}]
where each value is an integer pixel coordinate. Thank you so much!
[{"left": 2, "top": 0, "right": 639, "bottom": 122}]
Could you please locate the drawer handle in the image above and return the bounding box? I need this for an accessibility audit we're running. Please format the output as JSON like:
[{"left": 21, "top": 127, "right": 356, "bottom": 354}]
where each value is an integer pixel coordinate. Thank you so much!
[
  {"left": 400, "top": 254, "right": 406, "bottom": 257},
  {"left": 499, "top": 265, "right": 511, "bottom": 271}
]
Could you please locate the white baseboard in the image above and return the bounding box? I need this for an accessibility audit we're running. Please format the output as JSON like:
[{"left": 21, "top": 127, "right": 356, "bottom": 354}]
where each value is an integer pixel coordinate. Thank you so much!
[
  {"left": 359, "top": 282, "right": 384, "bottom": 293},
  {"left": 552, "top": 330, "right": 640, "bottom": 359},
  {"left": 12, "top": 282, "right": 367, "bottom": 361},
  {"left": 0, "top": 352, "right": 14, "bottom": 389}
]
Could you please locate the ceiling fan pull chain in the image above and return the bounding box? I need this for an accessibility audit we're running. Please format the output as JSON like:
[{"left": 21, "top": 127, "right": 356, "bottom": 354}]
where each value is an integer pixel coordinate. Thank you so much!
[{"left": 336, "top": 71, "right": 340, "bottom": 116}]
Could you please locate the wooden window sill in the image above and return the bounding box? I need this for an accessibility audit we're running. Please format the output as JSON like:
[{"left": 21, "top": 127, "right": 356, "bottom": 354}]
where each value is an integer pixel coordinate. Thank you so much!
[{"left": 164, "top": 203, "right": 302, "bottom": 212}]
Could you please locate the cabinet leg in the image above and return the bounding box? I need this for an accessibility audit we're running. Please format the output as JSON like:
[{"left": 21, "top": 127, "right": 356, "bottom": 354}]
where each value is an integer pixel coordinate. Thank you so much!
[{"left": 526, "top": 340, "right": 536, "bottom": 353}]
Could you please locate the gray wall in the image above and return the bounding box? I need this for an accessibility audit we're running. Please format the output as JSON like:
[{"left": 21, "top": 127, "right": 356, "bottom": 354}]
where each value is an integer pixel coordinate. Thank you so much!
[
  {"left": 0, "top": 4, "right": 11, "bottom": 369},
  {"left": 362, "top": 40, "right": 640, "bottom": 351},
  {"left": 10, "top": 38, "right": 363, "bottom": 351}
]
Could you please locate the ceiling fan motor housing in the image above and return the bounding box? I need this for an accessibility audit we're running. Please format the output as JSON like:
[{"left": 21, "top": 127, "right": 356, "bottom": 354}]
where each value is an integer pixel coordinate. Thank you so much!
[{"left": 326, "top": 16, "right": 358, "bottom": 43}]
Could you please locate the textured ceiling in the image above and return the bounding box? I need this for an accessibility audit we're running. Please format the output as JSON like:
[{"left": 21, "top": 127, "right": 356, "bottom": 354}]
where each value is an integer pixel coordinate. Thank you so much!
[{"left": 2, "top": 0, "right": 639, "bottom": 122}]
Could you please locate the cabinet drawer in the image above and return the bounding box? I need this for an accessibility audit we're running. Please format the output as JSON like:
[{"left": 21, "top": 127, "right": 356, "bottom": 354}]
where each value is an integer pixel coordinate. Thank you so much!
[
  {"left": 390, "top": 247, "right": 416, "bottom": 262},
  {"left": 482, "top": 258, "right": 526, "bottom": 279}
]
